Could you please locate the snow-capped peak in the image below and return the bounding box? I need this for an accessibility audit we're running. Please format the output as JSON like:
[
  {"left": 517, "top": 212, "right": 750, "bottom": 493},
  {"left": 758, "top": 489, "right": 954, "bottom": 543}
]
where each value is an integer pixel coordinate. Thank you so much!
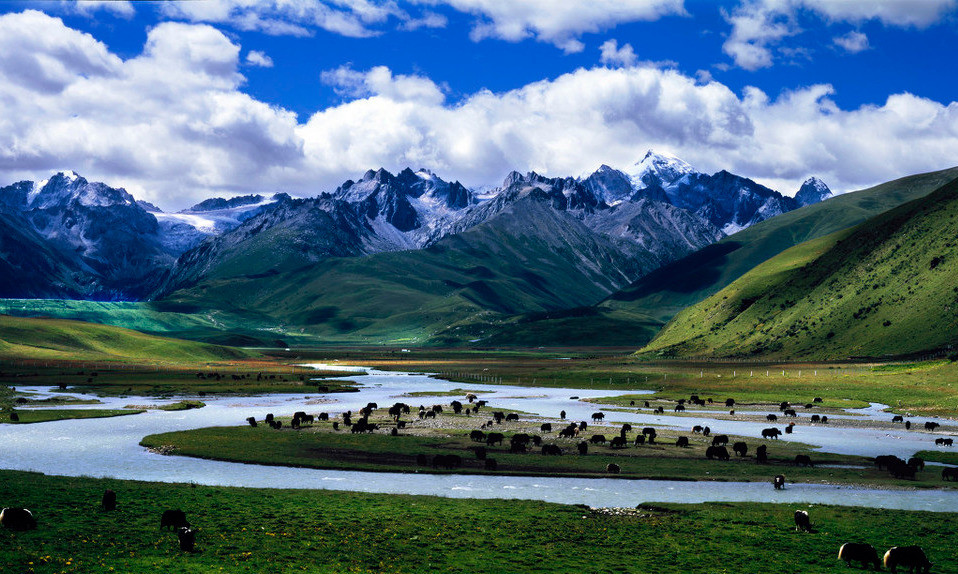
[
  {"left": 795, "top": 176, "right": 833, "bottom": 206},
  {"left": 629, "top": 150, "right": 697, "bottom": 190}
]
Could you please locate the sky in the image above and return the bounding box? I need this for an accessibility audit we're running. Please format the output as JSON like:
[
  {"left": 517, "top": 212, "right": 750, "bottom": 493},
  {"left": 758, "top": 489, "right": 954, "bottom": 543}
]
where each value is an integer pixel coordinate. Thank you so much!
[{"left": 0, "top": 0, "right": 957, "bottom": 210}]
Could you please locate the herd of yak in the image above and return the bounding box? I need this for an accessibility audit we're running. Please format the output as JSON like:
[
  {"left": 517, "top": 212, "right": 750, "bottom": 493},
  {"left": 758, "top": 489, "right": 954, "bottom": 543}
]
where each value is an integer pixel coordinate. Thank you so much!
[
  {"left": 2, "top": 393, "right": 955, "bottom": 570},
  {"left": 241, "top": 393, "right": 958, "bottom": 484}
]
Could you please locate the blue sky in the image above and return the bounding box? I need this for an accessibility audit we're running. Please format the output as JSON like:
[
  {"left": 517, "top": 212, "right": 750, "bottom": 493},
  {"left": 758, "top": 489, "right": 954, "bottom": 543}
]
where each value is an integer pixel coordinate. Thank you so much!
[{"left": 0, "top": 1, "right": 956, "bottom": 209}]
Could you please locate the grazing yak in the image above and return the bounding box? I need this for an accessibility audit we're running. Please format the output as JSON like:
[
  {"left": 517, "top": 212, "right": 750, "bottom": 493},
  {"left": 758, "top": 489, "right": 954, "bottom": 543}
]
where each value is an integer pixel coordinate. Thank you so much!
[
  {"left": 472, "top": 446, "right": 487, "bottom": 460},
  {"left": 470, "top": 430, "right": 487, "bottom": 442},
  {"left": 692, "top": 425, "right": 703, "bottom": 433},
  {"left": 610, "top": 436, "right": 627, "bottom": 449},
  {"left": 540, "top": 423, "right": 552, "bottom": 433},
  {"left": 486, "top": 432, "right": 504, "bottom": 446},
  {"left": 725, "top": 398, "right": 735, "bottom": 407},
  {"left": 773, "top": 475, "right": 785, "bottom": 490},
  {"left": 762, "top": 428, "right": 781, "bottom": 439},
  {"left": 794, "top": 455, "right": 813, "bottom": 467},
  {"left": 892, "top": 415, "right": 904, "bottom": 423},
  {"left": 591, "top": 412, "right": 605, "bottom": 422},
  {"left": 767, "top": 414, "right": 778, "bottom": 422},
  {"left": 674, "top": 404, "right": 685, "bottom": 413},
  {"left": 589, "top": 434, "right": 608, "bottom": 444},
  {"left": 935, "top": 437, "right": 954, "bottom": 447},
  {"left": 883, "top": 546, "right": 931, "bottom": 574},
  {"left": 633, "top": 435, "right": 645, "bottom": 446},
  {"left": 177, "top": 527, "right": 196, "bottom": 552},
  {"left": 505, "top": 413, "right": 519, "bottom": 422},
  {"left": 160, "top": 509, "right": 189, "bottom": 530},
  {"left": 783, "top": 409, "right": 797, "bottom": 417},
  {"left": 794, "top": 510, "right": 811, "bottom": 532},
  {"left": 813, "top": 397, "right": 823, "bottom": 403},
  {"left": 705, "top": 446, "right": 730, "bottom": 461},
  {"left": 0, "top": 507, "right": 36, "bottom": 530},
  {"left": 924, "top": 422, "right": 940, "bottom": 431},
  {"left": 578, "top": 441, "right": 589, "bottom": 455},
  {"left": 733, "top": 442, "right": 748, "bottom": 457},
  {"left": 606, "top": 463, "right": 620, "bottom": 474},
  {"left": 102, "top": 489, "right": 117, "bottom": 511},
  {"left": 702, "top": 426, "right": 711, "bottom": 437},
  {"left": 810, "top": 414, "right": 821, "bottom": 423},
  {"left": 675, "top": 436, "right": 690, "bottom": 448},
  {"left": 756, "top": 445, "right": 768, "bottom": 463},
  {"left": 711, "top": 435, "right": 729, "bottom": 447},
  {"left": 541, "top": 444, "right": 563, "bottom": 456},
  {"left": 432, "top": 454, "right": 463, "bottom": 469},
  {"left": 492, "top": 412, "right": 505, "bottom": 424},
  {"left": 558, "top": 424, "right": 579, "bottom": 438},
  {"left": 941, "top": 467, "right": 958, "bottom": 481},
  {"left": 908, "top": 457, "right": 925, "bottom": 471},
  {"left": 838, "top": 543, "right": 881, "bottom": 570}
]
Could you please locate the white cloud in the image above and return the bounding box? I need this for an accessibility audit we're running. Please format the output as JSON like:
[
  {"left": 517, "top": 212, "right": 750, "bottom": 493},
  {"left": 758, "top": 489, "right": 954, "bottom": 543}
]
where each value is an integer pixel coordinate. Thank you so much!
[
  {"left": 159, "top": 0, "right": 403, "bottom": 38},
  {"left": 70, "top": 1, "right": 135, "bottom": 18},
  {"left": 3, "top": 10, "right": 958, "bottom": 212},
  {"left": 413, "top": 0, "right": 686, "bottom": 52},
  {"left": 833, "top": 31, "right": 869, "bottom": 53},
  {"left": 246, "top": 50, "right": 274, "bottom": 67},
  {"left": 724, "top": 0, "right": 957, "bottom": 69},
  {"left": 599, "top": 39, "right": 638, "bottom": 67}
]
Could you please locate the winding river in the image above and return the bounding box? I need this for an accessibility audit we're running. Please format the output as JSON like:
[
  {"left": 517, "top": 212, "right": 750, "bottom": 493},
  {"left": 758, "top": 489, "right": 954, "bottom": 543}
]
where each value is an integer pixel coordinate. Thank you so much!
[{"left": 3, "top": 365, "right": 958, "bottom": 511}]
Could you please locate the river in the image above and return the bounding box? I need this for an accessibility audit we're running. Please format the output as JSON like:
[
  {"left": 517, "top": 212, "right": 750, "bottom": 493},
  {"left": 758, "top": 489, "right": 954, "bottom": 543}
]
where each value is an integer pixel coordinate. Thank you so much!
[{"left": 3, "top": 364, "right": 957, "bottom": 511}]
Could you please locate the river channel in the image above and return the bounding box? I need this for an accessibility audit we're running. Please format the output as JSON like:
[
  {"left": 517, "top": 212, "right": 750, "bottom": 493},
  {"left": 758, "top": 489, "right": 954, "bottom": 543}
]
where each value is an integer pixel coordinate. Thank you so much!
[{"left": 3, "top": 364, "right": 957, "bottom": 512}]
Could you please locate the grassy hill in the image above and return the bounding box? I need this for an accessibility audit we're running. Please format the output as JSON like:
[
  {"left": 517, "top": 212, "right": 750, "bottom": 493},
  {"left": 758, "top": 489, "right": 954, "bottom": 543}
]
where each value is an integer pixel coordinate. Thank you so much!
[
  {"left": 0, "top": 314, "right": 254, "bottom": 363},
  {"left": 160, "top": 197, "right": 657, "bottom": 345},
  {"left": 603, "top": 166, "right": 958, "bottom": 323},
  {"left": 639, "top": 177, "right": 958, "bottom": 359}
]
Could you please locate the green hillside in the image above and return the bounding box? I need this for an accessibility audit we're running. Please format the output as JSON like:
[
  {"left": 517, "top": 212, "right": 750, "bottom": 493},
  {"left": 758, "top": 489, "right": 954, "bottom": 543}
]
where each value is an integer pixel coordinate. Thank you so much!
[
  {"left": 0, "top": 314, "right": 254, "bottom": 363},
  {"left": 161, "top": 197, "right": 657, "bottom": 345},
  {"left": 603, "top": 166, "right": 958, "bottom": 323},
  {"left": 640, "top": 177, "right": 958, "bottom": 359}
]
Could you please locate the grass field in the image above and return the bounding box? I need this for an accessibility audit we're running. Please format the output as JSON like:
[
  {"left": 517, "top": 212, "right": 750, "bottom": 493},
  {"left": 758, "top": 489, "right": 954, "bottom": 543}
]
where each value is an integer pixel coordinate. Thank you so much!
[
  {"left": 276, "top": 348, "right": 958, "bottom": 418},
  {"left": 139, "top": 413, "right": 955, "bottom": 488},
  {"left": 1, "top": 408, "right": 143, "bottom": 424},
  {"left": 1, "top": 470, "right": 956, "bottom": 573}
]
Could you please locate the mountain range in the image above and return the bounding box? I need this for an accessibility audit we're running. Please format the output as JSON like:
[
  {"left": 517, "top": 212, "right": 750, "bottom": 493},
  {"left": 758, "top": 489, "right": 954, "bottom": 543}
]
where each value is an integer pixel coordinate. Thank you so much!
[{"left": 0, "top": 151, "right": 827, "bottom": 304}]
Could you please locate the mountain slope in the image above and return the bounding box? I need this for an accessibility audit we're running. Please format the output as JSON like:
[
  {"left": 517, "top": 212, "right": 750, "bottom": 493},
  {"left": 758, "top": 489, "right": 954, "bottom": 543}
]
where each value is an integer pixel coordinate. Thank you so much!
[
  {"left": 0, "top": 314, "right": 253, "bottom": 362},
  {"left": 160, "top": 195, "right": 661, "bottom": 344},
  {"left": 603, "top": 166, "right": 958, "bottom": 323},
  {"left": 640, "top": 177, "right": 958, "bottom": 359}
]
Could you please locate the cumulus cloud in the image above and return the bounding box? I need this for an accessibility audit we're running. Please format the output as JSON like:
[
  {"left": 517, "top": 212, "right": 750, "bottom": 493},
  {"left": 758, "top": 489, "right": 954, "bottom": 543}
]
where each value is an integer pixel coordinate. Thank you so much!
[
  {"left": 0, "top": 12, "right": 302, "bottom": 208},
  {"left": 2, "top": 10, "right": 958, "bottom": 211},
  {"left": 413, "top": 0, "right": 685, "bottom": 52},
  {"left": 245, "top": 50, "right": 274, "bottom": 67},
  {"left": 599, "top": 39, "right": 638, "bottom": 67},
  {"left": 724, "top": 0, "right": 957, "bottom": 69},
  {"left": 833, "top": 31, "right": 869, "bottom": 53}
]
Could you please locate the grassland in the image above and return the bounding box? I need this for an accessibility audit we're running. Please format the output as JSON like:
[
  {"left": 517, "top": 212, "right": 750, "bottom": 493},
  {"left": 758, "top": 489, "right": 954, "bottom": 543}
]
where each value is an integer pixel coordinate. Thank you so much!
[
  {"left": 602, "top": 166, "right": 958, "bottom": 325},
  {"left": 1, "top": 408, "right": 143, "bottom": 424},
  {"left": 0, "top": 314, "right": 256, "bottom": 363},
  {"left": 139, "top": 408, "right": 954, "bottom": 488},
  {"left": 1, "top": 470, "right": 956, "bottom": 573},
  {"left": 641, "top": 177, "right": 958, "bottom": 361}
]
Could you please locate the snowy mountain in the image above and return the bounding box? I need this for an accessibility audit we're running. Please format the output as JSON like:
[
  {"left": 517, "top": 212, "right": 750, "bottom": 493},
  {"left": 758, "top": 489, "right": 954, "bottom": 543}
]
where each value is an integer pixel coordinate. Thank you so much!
[
  {"left": 1, "top": 157, "right": 830, "bottom": 302},
  {"left": 795, "top": 177, "right": 833, "bottom": 206}
]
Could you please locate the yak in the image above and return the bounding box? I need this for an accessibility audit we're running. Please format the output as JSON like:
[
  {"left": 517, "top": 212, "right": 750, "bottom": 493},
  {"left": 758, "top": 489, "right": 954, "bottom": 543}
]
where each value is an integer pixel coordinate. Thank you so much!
[
  {"left": 711, "top": 435, "right": 729, "bottom": 446},
  {"left": 941, "top": 467, "right": 958, "bottom": 481},
  {"left": 675, "top": 436, "right": 690, "bottom": 448},
  {"left": 773, "top": 474, "right": 785, "bottom": 490},
  {"left": 794, "top": 510, "right": 811, "bottom": 532},
  {"left": 0, "top": 508, "right": 36, "bottom": 530},
  {"left": 756, "top": 444, "right": 768, "bottom": 463},
  {"left": 883, "top": 546, "right": 931, "bottom": 574},
  {"left": 733, "top": 442, "right": 748, "bottom": 457},
  {"left": 838, "top": 543, "right": 881, "bottom": 570},
  {"left": 577, "top": 441, "right": 589, "bottom": 455},
  {"left": 177, "top": 527, "right": 196, "bottom": 552},
  {"left": 762, "top": 428, "right": 781, "bottom": 439},
  {"left": 795, "top": 455, "right": 813, "bottom": 467},
  {"left": 606, "top": 463, "right": 620, "bottom": 474},
  {"left": 705, "top": 446, "right": 729, "bottom": 460},
  {"left": 102, "top": 489, "right": 117, "bottom": 511},
  {"left": 610, "top": 436, "right": 627, "bottom": 448},
  {"left": 160, "top": 509, "right": 189, "bottom": 530}
]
